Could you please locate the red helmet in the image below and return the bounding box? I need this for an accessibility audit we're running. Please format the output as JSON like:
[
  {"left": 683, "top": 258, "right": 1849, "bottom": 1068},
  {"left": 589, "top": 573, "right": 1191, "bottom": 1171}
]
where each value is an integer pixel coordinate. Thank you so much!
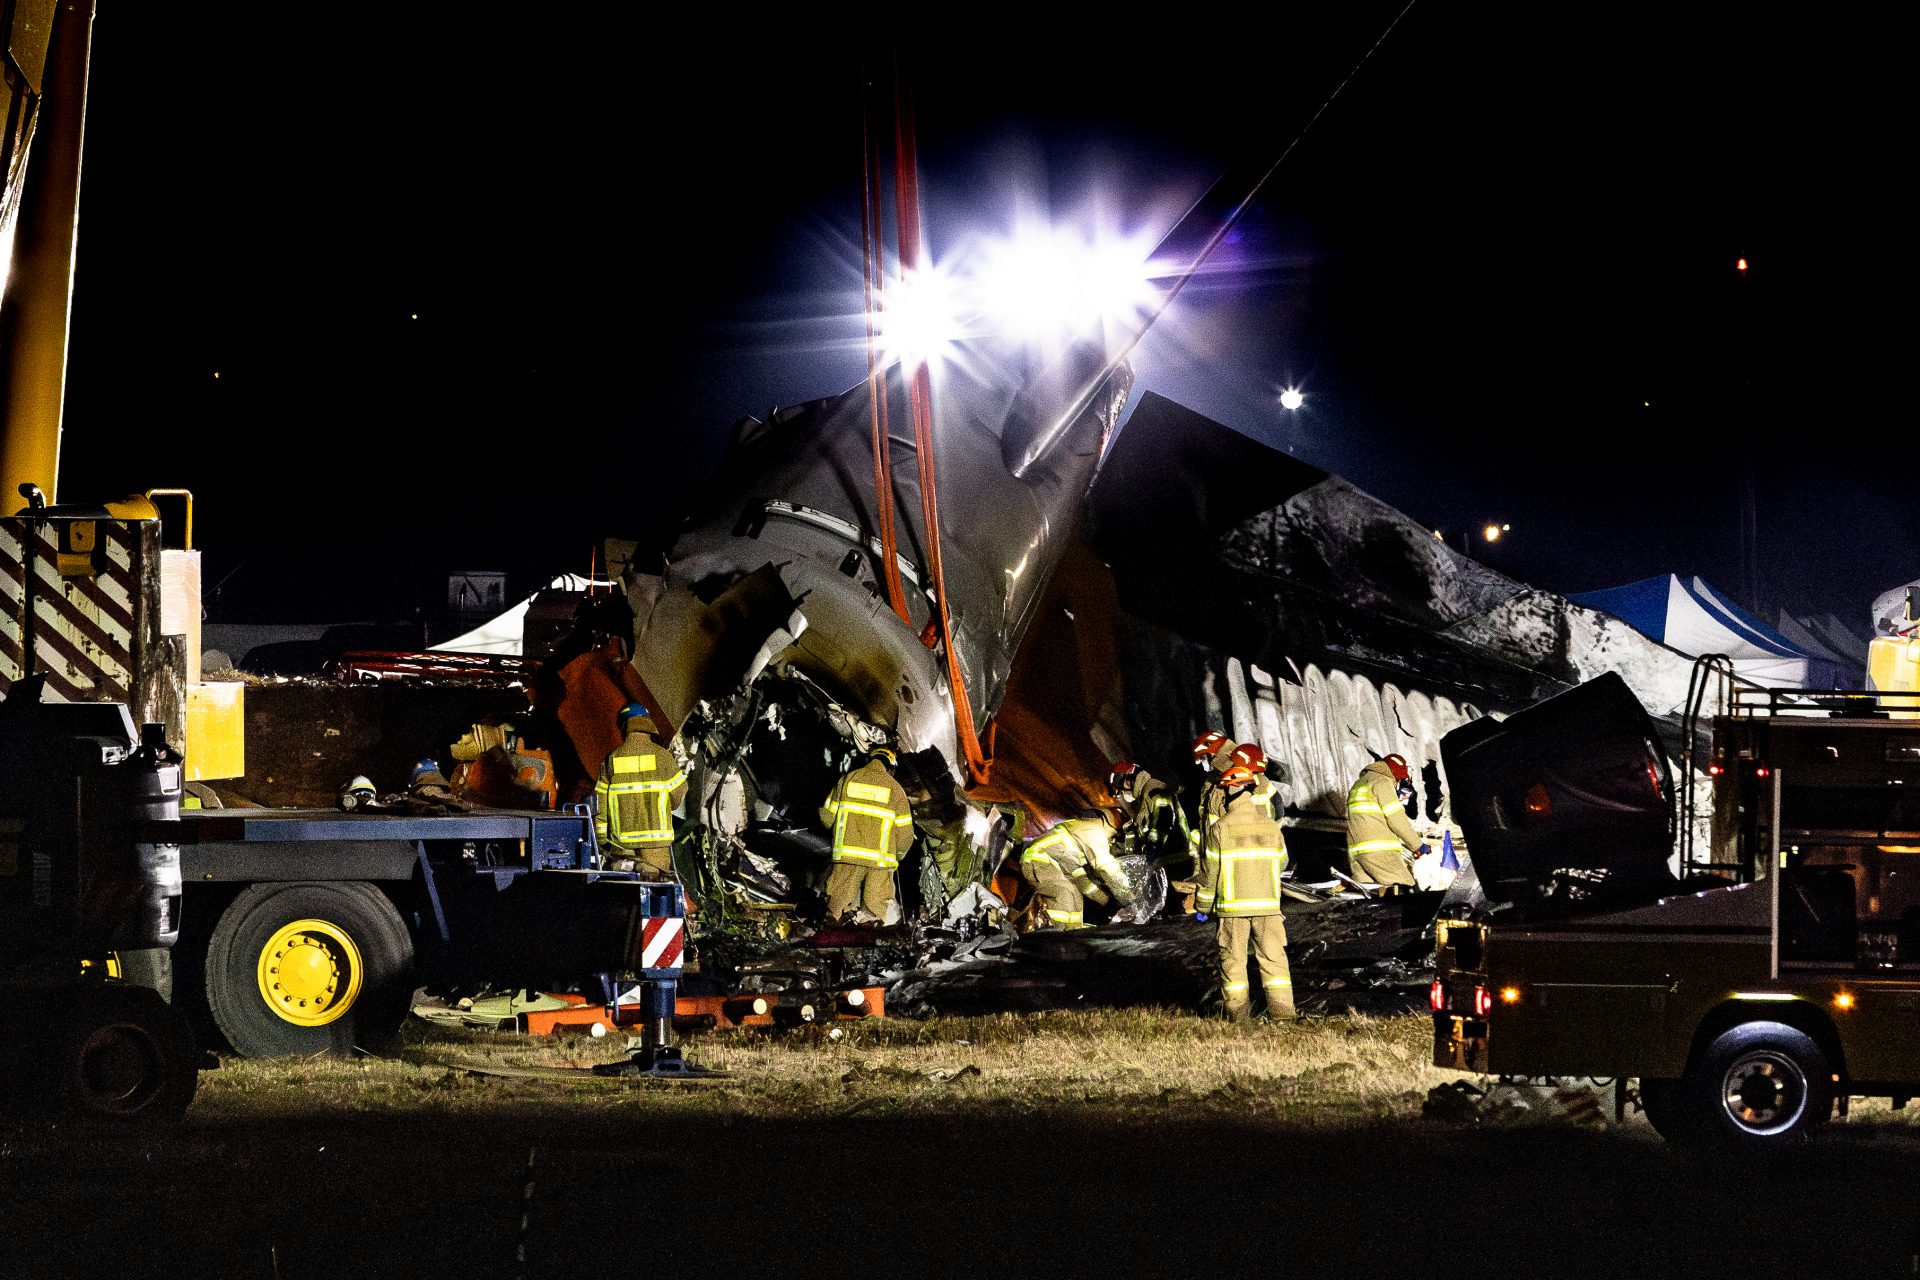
[
  {"left": 1191, "top": 731, "right": 1231, "bottom": 761},
  {"left": 1382, "top": 753, "right": 1410, "bottom": 782},
  {"left": 1221, "top": 743, "right": 1266, "bottom": 787},
  {"left": 1108, "top": 760, "right": 1138, "bottom": 790}
]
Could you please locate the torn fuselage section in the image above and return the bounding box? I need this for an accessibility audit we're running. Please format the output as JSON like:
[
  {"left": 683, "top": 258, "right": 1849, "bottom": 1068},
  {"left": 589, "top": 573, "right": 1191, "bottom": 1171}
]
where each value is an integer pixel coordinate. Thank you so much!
[{"left": 1441, "top": 671, "right": 1685, "bottom": 917}]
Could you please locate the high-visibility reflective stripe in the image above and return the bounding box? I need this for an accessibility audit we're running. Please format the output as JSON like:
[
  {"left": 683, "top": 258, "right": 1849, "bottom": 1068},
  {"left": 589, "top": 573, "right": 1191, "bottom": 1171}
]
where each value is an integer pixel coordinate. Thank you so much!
[
  {"left": 1348, "top": 782, "right": 1381, "bottom": 813},
  {"left": 1223, "top": 982, "right": 1250, "bottom": 993},
  {"left": 834, "top": 797, "right": 902, "bottom": 866},
  {"left": 847, "top": 781, "right": 892, "bottom": 803},
  {"left": 1023, "top": 851, "right": 1058, "bottom": 867},
  {"left": 1348, "top": 839, "right": 1406, "bottom": 854},
  {"left": 892, "top": 814, "right": 913, "bottom": 825},
  {"left": 605, "top": 774, "right": 680, "bottom": 790},
  {"left": 613, "top": 755, "right": 641, "bottom": 774},
  {"left": 600, "top": 775, "right": 678, "bottom": 843},
  {"left": 1045, "top": 908, "right": 1083, "bottom": 924},
  {"left": 1218, "top": 899, "right": 1281, "bottom": 913},
  {"left": 1263, "top": 978, "right": 1293, "bottom": 988}
]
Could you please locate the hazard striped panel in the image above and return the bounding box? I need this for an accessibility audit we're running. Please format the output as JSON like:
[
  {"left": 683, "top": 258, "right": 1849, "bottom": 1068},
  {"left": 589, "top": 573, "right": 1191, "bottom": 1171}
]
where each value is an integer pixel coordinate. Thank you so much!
[
  {"left": 0, "top": 516, "right": 167, "bottom": 720},
  {"left": 640, "top": 916, "right": 685, "bottom": 970}
]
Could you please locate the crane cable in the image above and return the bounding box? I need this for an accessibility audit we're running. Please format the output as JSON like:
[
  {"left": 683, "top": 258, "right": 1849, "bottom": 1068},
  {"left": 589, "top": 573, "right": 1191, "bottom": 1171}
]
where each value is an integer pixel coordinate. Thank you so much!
[
  {"left": 886, "top": 45, "right": 991, "bottom": 785},
  {"left": 859, "top": 64, "right": 911, "bottom": 626}
]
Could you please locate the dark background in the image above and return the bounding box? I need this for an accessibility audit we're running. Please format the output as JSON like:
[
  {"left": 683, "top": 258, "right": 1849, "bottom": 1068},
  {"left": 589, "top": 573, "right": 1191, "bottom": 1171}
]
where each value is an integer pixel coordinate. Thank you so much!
[{"left": 51, "top": 4, "right": 1909, "bottom": 634}]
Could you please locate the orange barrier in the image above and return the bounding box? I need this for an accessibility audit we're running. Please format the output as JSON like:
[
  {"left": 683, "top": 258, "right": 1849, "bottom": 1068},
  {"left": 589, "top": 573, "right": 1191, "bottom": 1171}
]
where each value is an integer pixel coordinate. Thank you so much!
[{"left": 516, "top": 987, "right": 885, "bottom": 1037}]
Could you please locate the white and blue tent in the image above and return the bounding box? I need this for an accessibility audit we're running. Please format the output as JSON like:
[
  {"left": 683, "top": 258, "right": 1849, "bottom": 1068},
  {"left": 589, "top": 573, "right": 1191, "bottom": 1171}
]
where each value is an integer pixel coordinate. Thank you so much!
[{"left": 1568, "top": 574, "right": 1855, "bottom": 690}]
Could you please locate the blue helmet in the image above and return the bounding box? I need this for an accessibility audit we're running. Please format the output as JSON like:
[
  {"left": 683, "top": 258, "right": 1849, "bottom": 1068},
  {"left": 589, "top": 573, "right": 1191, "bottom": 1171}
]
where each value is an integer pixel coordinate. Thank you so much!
[
  {"left": 411, "top": 757, "right": 441, "bottom": 781},
  {"left": 617, "top": 701, "right": 651, "bottom": 730}
]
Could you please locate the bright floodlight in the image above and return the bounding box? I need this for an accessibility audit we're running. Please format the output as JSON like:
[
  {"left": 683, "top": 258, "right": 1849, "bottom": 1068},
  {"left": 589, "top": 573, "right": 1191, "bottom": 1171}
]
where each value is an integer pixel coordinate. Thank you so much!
[
  {"left": 877, "top": 265, "right": 965, "bottom": 368},
  {"left": 974, "top": 224, "right": 1158, "bottom": 345},
  {"left": 1483, "top": 524, "right": 1502, "bottom": 543},
  {"left": 1279, "top": 388, "right": 1305, "bottom": 411}
]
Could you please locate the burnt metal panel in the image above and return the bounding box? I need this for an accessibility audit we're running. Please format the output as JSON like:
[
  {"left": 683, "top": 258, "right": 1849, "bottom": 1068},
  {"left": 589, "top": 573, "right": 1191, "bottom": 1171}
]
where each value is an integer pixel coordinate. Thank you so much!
[{"left": 1442, "top": 672, "right": 1679, "bottom": 911}]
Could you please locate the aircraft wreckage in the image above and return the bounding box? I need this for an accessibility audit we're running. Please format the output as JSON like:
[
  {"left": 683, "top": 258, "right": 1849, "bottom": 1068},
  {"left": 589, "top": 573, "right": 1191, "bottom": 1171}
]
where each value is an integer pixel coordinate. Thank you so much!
[
  {"left": 553, "top": 336, "right": 1735, "bottom": 1019},
  {"left": 527, "top": 57, "right": 1759, "bottom": 1021}
]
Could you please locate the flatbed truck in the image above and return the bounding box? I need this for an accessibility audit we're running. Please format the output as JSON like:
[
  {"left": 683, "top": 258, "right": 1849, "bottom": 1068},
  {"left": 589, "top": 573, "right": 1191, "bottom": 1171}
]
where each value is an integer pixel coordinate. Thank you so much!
[{"left": 167, "top": 804, "right": 687, "bottom": 1063}]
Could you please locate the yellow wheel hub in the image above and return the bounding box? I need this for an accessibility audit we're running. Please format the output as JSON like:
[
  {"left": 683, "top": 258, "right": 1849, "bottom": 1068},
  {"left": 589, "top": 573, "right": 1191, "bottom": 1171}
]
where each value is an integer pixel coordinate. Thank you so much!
[{"left": 257, "top": 918, "right": 364, "bottom": 1027}]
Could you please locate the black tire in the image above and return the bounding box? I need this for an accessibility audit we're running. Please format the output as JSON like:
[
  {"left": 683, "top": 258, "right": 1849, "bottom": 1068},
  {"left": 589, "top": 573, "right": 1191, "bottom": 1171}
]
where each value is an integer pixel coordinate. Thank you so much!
[
  {"left": 205, "top": 881, "right": 414, "bottom": 1058},
  {"left": 1, "top": 982, "right": 199, "bottom": 1124},
  {"left": 1681, "top": 1021, "right": 1834, "bottom": 1148}
]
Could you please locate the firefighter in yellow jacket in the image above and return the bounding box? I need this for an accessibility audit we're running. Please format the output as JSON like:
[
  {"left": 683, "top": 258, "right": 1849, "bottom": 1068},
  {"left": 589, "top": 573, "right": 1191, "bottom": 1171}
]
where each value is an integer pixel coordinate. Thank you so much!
[
  {"left": 1345, "top": 753, "right": 1429, "bottom": 894},
  {"left": 593, "top": 702, "right": 687, "bottom": 878},
  {"left": 1197, "top": 743, "right": 1293, "bottom": 1020},
  {"left": 1109, "top": 761, "right": 1189, "bottom": 866},
  {"left": 1019, "top": 809, "right": 1134, "bottom": 929},
  {"left": 820, "top": 746, "right": 916, "bottom": 923}
]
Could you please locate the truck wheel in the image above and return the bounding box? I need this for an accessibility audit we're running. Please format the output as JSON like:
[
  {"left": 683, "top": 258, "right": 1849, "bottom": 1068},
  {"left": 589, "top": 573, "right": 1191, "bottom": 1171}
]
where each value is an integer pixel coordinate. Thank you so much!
[
  {"left": 1684, "top": 1021, "right": 1833, "bottom": 1148},
  {"left": 0, "top": 983, "right": 199, "bottom": 1124},
  {"left": 205, "top": 881, "right": 413, "bottom": 1058}
]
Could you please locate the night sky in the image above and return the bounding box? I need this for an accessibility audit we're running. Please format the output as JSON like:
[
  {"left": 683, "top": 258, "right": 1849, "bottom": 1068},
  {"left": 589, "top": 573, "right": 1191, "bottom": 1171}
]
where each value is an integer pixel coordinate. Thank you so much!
[{"left": 52, "top": 5, "right": 1909, "bottom": 635}]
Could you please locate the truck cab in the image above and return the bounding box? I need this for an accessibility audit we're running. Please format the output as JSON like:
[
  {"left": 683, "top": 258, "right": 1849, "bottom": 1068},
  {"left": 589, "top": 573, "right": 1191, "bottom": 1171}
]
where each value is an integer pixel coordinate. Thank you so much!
[{"left": 1432, "top": 669, "right": 1920, "bottom": 1147}]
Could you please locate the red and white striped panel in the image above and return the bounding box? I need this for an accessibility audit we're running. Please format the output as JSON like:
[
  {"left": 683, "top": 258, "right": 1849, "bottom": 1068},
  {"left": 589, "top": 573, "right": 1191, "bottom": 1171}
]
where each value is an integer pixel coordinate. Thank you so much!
[
  {"left": 640, "top": 916, "right": 684, "bottom": 970},
  {"left": 0, "top": 518, "right": 139, "bottom": 702}
]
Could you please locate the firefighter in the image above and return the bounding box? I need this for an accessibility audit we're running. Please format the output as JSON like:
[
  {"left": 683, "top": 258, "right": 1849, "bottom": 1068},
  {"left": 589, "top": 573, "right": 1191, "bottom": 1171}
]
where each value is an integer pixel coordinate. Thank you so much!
[
  {"left": 1183, "top": 730, "right": 1238, "bottom": 864},
  {"left": 1109, "top": 760, "right": 1189, "bottom": 866},
  {"left": 593, "top": 702, "right": 687, "bottom": 878},
  {"left": 1345, "top": 752, "right": 1428, "bottom": 894},
  {"left": 1196, "top": 742, "right": 1293, "bottom": 1020},
  {"left": 820, "top": 745, "right": 916, "bottom": 924},
  {"left": 1019, "top": 809, "right": 1135, "bottom": 929}
]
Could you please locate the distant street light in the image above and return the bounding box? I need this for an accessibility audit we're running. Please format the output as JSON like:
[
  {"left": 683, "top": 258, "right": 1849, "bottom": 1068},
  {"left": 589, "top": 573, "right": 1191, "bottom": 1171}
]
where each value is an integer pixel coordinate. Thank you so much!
[
  {"left": 1279, "top": 387, "right": 1305, "bottom": 411},
  {"left": 1482, "top": 522, "right": 1510, "bottom": 544}
]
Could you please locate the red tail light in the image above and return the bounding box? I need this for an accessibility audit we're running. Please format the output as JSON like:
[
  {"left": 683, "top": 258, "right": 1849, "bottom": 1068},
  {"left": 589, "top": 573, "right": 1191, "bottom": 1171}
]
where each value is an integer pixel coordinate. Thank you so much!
[
  {"left": 1430, "top": 981, "right": 1445, "bottom": 1012},
  {"left": 1473, "top": 986, "right": 1493, "bottom": 1017}
]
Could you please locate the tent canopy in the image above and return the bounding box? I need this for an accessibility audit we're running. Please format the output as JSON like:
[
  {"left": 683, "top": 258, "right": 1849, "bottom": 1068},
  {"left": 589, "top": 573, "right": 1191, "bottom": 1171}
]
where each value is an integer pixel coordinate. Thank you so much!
[
  {"left": 1569, "top": 574, "right": 1855, "bottom": 690},
  {"left": 432, "top": 574, "right": 611, "bottom": 656}
]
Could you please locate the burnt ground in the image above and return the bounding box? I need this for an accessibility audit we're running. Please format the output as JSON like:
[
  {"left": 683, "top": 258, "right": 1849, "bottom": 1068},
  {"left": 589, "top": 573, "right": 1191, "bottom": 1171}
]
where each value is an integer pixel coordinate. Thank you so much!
[{"left": 2, "top": 1100, "right": 1917, "bottom": 1279}]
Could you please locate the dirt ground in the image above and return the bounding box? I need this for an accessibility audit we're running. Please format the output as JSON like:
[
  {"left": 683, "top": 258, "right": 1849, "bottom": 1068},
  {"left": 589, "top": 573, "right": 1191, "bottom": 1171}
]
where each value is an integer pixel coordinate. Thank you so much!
[{"left": 2, "top": 1011, "right": 1918, "bottom": 1280}]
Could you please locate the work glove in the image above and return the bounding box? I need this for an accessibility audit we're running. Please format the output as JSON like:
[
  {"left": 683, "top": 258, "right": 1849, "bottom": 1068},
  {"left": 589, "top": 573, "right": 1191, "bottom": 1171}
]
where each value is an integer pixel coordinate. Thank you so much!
[
  {"left": 1415, "top": 844, "right": 1431, "bottom": 859},
  {"left": 1193, "top": 911, "right": 1210, "bottom": 923}
]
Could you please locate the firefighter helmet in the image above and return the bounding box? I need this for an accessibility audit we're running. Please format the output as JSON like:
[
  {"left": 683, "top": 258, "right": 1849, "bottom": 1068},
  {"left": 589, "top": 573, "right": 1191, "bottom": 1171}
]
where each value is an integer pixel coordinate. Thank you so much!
[
  {"left": 1108, "top": 760, "right": 1138, "bottom": 791},
  {"left": 1220, "top": 743, "right": 1266, "bottom": 788},
  {"left": 1382, "top": 753, "right": 1410, "bottom": 782},
  {"left": 410, "top": 758, "right": 442, "bottom": 783},
  {"left": 338, "top": 775, "right": 377, "bottom": 812},
  {"left": 1191, "top": 731, "right": 1232, "bottom": 763},
  {"left": 617, "top": 701, "right": 651, "bottom": 731},
  {"left": 868, "top": 744, "right": 898, "bottom": 767}
]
